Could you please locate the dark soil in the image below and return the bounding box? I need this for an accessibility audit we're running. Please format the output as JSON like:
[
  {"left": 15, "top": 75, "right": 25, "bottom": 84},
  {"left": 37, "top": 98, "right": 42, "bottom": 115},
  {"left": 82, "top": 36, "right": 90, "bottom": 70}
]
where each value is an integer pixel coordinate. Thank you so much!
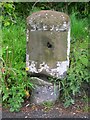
[{"left": 2, "top": 98, "right": 89, "bottom": 119}]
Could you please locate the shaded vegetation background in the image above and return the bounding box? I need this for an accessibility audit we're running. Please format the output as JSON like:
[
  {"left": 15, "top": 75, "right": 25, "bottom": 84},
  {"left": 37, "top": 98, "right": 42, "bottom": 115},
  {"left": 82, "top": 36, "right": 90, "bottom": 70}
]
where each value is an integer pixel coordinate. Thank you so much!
[{"left": 0, "top": 2, "right": 90, "bottom": 112}]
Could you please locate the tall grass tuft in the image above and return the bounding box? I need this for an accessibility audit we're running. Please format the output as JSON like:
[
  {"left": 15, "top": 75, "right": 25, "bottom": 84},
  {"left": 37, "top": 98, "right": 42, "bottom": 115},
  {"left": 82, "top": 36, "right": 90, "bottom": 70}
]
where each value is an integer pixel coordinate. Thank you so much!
[
  {"left": 2, "top": 20, "right": 26, "bottom": 69},
  {"left": 70, "top": 13, "right": 88, "bottom": 40}
]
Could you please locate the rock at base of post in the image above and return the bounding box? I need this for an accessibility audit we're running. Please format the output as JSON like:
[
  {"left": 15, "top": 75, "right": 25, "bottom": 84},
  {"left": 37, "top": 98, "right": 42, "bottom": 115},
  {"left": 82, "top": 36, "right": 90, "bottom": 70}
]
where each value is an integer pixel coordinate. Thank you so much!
[{"left": 30, "top": 77, "right": 60, "bottom": 104}]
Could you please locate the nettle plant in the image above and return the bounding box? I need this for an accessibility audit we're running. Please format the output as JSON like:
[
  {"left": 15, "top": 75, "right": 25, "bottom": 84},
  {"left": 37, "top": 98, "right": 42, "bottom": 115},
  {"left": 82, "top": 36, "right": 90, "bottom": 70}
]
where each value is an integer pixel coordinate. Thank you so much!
[
  {"left": 1, "top": 58, "right": 33, "bottom": 112},
  {"left": 63, "top": 29, "right": 89, "bottom": 107},
  {"left": 63, "top": 38, "right": 89, "bottom": 107}
]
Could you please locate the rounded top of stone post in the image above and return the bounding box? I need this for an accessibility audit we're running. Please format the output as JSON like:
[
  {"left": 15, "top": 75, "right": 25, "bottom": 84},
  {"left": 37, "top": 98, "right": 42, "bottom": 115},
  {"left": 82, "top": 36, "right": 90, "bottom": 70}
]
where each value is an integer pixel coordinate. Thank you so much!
[{"left": 27, "top": 10, "right": 70, "bottom": 31}]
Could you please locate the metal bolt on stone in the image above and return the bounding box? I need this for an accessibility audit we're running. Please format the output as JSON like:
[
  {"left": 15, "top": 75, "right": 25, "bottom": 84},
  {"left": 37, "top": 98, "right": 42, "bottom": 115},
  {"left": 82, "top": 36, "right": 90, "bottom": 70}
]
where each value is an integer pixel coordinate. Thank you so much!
[{"left": 26, "top": 10, "right": 70, "bottom": 104}]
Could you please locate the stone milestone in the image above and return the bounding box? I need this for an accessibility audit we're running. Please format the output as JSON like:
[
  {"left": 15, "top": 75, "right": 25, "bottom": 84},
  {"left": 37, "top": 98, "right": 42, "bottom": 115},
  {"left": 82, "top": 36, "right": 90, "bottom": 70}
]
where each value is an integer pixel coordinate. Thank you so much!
[
  {"left": 26, "top": 10, "right": 70, "bottom": 78},
  {"left": 26, "top": 10, "right": 70, "bottom": 104}
]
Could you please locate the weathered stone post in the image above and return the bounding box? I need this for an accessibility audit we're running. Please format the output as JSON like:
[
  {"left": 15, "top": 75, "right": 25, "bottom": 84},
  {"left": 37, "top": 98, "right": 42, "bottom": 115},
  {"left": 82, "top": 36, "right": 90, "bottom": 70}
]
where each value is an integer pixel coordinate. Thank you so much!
[{"left": 26, "top": 10, "right": 70, "bottom": 104}]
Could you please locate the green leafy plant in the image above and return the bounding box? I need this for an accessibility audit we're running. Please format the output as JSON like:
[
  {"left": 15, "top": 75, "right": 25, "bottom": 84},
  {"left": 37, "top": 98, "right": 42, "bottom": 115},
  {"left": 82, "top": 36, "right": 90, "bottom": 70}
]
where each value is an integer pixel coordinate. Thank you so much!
[
  {"left": 1, "top": 59, "right": 33, "bottom": 112},
  {"left": 1, "top": 20, "right": 34, "bottom": 112},
  {"left": 0, "top": 2, "right": 16, "bottom": 27}
]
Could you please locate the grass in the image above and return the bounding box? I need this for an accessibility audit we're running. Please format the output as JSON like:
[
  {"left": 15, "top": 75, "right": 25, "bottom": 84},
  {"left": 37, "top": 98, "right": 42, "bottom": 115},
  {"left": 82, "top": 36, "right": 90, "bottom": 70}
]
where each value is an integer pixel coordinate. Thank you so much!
[
  {"left": 2, "top": 20, "right": 26, "bottom": 69},
  {"left": 70, "top": 13, "right": 89, "bottom": 40}
]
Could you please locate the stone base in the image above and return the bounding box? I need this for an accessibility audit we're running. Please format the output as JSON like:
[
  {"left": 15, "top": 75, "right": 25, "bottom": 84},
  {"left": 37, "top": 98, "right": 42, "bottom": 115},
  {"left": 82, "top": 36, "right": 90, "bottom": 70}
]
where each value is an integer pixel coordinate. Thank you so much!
[{"left": 30, "top": 84, "right": 60, "bottom": 105}]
